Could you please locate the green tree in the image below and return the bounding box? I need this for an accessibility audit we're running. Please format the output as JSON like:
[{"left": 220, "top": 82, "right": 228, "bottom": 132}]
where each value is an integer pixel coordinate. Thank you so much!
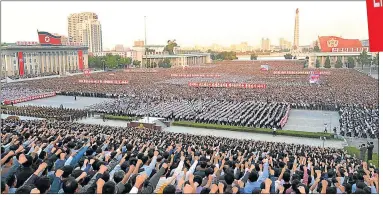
[
  {"left": 104, "top": 54, "right": 119, "bottom": 69},
  {"left": 159, "top": 58, "right": 172, "bottom": 68},
  {"left": 347, "top": 57, "right": 355, "bottom": 68},
  {"left": 334, "top": 58, "right": 343, "bottom": 68},
  {"left": 119, "top": 57, "right": 132, "bottom": 67},
  {"left": 315, "top": 59, "right": 321, "bottom": 68},
  {"left": 133, "top": 60, "right": 141, "bottom": 67},
  {"left": 357, "top": 49, "right": 371, "bottom": 69},
  {"left": 250, "top": 54, "right": 258, "bottom": 60},
  {"left": 324, "top": 56, "right": 331, "bottom": 68},
  {"left": 284, "top": 53, "right": 293, "bottom": 59}
]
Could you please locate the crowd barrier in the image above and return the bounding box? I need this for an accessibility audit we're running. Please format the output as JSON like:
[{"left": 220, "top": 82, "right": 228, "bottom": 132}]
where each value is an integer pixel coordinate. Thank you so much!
[
  {"left": 78, "top": 79, "right": 129, "bottom": 85},
  {"left": 279, "top": 105, "right": 291, "bottom": 128},
  {"left": 188, "top": 82, "right": 267, "bottom": 89},
  {"left": 2, "top": 92, "right": 56, "bottom": 105},
  {"left": 171, "top": 74, "right": 221, "bottom": 78},
  {"left": 273, "top": 71, "right": 331, "bottom": 75}
]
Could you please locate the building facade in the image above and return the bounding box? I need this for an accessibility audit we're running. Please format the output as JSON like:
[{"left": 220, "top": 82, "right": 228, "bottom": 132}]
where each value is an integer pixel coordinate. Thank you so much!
[
  {"left": 307, "top": 36, "right": 372, "bottom": 68},
  {"left": 1, "top": 44, "right": 88, "bottom": 77},
  {"left": 68, "top": 12, "right": 102, "bottom": 53},
  {"left": 279, "top": 38, "right": 292, "bottom": 50},
  {"left": 92, "top": 50, "right": 135, "bottom": 58},
  {"left": 143, "top": 53, "right": 212, "bottom": 68},
  {"left": 261, "top": 38, "right": 271, "bottom": 51}
]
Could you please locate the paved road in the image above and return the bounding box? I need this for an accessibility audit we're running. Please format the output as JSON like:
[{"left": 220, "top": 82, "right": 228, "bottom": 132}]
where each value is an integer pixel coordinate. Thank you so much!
[
  {"left": 76, "top": 116, "right": 344, "bottom": 148},
  {"left": 283, "top": 109, "right": 340, "bottom": 133},
  {"left": 15, "top": 95, "right": 112, "bottom": 109},
  {"left": 344, "top": 137, "right": 379, "bottom": 153}
]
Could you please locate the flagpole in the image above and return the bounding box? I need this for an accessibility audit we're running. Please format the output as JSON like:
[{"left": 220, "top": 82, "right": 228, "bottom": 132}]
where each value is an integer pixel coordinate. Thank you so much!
[{"left": 144, "top": 16, "right": 147, "bottom": 68}]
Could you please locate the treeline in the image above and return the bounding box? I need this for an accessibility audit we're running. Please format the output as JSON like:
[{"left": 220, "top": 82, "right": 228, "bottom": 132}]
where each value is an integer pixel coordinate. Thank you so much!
[
  {"left": 88, "top": 55, "right": 141, "bottom": 69},
  {"left": 209, "top": 51, "right": 238, "bottom": 60}
]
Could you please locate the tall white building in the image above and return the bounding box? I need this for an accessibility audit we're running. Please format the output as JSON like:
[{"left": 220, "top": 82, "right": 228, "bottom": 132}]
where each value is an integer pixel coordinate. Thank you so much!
[{"left": 68, "top": 12, "right": 103, "bottom": 53}]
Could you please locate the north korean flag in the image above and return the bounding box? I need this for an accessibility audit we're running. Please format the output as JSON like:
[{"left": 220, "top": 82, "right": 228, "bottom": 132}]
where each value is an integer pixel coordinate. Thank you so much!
[{"left": 37, "top": 31, "right": 62, "bottom": 46}]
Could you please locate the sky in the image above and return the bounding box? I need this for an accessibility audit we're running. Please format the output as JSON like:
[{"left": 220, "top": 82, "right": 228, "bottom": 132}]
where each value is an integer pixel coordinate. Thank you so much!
[{"left": 1, "top": 1, "right": 369, "bottom": 49}]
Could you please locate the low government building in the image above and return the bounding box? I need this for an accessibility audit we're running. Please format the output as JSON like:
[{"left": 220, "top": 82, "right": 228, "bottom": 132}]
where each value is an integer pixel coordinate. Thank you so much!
[
  {"left": 307, "top": 36, "right": 374, "bottom": 68},
  {"left": 1, "top": 31, "right": 89, "bottom": 78}
]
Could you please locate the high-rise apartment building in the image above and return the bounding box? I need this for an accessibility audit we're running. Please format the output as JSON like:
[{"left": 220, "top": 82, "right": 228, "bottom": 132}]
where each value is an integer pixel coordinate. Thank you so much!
[
  {"left": 261, "top": 38, "right": 271, "bottom": 51},
  {"left": 114, "top": 44, "right": 124, "bottom": 52},
  {"left": 67, "top": 12, "right": 102, "bottom": 53},
  {"left": 279, "top": 38, "right": 292, "bottom": 50}
]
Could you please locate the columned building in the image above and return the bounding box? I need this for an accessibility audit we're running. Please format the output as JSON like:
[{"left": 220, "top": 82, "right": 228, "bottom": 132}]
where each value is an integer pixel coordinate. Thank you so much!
[
  {"left": 143, "top": 53, "right": 211, "bottom": 68},
  {"left": 1, "top": 44, "right": 88, "bottom": 77},
  {"left": 307, "top": 36, "right": 372, "bottom": 68}
]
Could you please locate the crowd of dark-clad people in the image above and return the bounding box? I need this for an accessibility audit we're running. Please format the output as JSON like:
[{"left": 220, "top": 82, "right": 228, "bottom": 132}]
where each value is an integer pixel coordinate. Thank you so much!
[
  {"left": 0, "top": 119, "right": 379, "bottom": 194},
  {"left": 2, "top": 60, "right": 377, "bottom": 138},
  {"left": 0, "top": 60, "right": 380, "bottom": 195}
]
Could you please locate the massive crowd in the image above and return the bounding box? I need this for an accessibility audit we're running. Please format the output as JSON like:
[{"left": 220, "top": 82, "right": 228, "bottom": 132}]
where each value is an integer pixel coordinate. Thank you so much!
[
  {"left": 0, "top": 106, "right": 90, "bottom": 122},
  {"left": 0, "top": 61, "right": 379, "bottom": 139},
  {"left": 89, "top": 99, "right": 288, "bottom": 129},
  {"left": 0, "top": 119, "right": 379, "bottom": 194}
]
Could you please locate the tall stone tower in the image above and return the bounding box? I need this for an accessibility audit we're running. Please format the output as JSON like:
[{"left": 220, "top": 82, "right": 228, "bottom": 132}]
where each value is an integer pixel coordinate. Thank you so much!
[{"left": 293, "top": 8, "right": 300, "bottom": 54}]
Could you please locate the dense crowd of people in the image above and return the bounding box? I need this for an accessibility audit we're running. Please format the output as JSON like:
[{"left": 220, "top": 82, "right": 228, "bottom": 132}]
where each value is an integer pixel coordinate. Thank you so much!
[
  {"left": 0, "top": 60, "right": 379, "bottom": 139},
  {"left": 89, "top": 99, "right": 288, "bottom": 129},
  {"left": 0, "top": 86, "right": 53, "bottom": 102},
  {"left": 0, "top": 106, "right": 89, "bottom": 122},
  {"left": 1, "top": 119, "right": 379, "bottom": 194},
  {"left": 339, "top": 107, "right": 379, "bottom": 139}
]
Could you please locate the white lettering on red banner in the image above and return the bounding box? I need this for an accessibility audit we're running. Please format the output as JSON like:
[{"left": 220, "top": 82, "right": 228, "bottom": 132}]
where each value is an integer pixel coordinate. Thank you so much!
[
  {"left": 188, "top": 82, "right": 266, "bottom": 89},
  {"left": 78, "top": 79, "right": 129, "bottom": 85},
  {"left": 124, "top": 69, "right": 158, "bottom": 73},
  {"left": 331, "top": 47, "right": 369, "bottom": 53},
  {"left": 2, "top": 92, "right": 56, "bottom": 105},
  {"left": 171, "top": 74, "right": 221, "bottom": 78},
  {"left": 273, "top": 71, "right": 331, "bottom": 75}
]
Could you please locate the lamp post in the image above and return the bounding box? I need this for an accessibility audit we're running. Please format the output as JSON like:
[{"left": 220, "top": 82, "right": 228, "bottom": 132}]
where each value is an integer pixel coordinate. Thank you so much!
[{"left": 102, "top": 59, "right": 105, "bottom": 71}]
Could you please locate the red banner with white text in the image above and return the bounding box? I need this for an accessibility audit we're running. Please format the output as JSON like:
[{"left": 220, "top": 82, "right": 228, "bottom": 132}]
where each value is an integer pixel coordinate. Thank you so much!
[
  {"left": 171, "top": 74, "right": 221, "bottom": 78},
  {"left": 78, "top": 79, "right": 129, "bottom": 85},
  {"left": 273, "top": 71, "right": 331, "bottom": 75},
  {"left": 188, "top": 82, "right": 266, "bottom": 89},
  {"left": 3, "top": 92, "right": 56, "bottom": 105}
]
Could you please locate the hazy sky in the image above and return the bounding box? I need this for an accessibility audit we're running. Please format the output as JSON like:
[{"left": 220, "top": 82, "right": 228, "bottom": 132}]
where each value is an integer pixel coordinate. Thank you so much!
[{"left": 2, "top": 1, "right": 369, "bottom": 49}]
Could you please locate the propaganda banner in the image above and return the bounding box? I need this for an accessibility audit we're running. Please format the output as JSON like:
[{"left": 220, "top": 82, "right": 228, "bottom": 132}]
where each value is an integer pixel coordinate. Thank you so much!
[
  {"left": 188, "top": 82, "right": 266, "bottom": 89},
  {"left": 3, "top": 92, "right": 56, "bottom": 105},
  {"left": 171, "top": 74, "right": 221, "bottom": 78},
  {"left": 273, "top": 71, "right": 331, "bottom": 75},
  {"left": 78, "top": 79, "right": 129, "bottom": 85}
]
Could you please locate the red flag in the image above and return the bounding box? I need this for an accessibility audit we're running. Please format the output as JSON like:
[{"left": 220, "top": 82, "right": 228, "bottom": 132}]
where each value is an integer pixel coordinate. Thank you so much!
[
  {"left": 37, "top": 31, "right": 62, "bottom": 45},
  {"left": 18, "top": 52, "right": 24, "bottom": 76},
  {"left": 78, "top": 50, "right": 84, "bottom": 70},
  {"left": 366, "top": 0, "right": 383, "bottom": 52}
]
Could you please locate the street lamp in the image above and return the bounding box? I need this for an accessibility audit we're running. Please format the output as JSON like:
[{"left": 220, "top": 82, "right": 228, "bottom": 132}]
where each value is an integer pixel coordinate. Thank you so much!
[{"left": 102, "top": 59, "right": 105, "bottom": 71}]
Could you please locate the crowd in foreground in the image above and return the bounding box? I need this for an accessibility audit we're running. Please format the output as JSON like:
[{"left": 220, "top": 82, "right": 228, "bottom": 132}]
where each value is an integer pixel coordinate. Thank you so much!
[{"left": 1, "top": 119, "right": 379, "bottom": 194}]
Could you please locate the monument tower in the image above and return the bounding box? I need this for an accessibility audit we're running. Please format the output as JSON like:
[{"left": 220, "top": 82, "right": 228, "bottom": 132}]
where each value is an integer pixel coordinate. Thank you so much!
[{"left": 292, "top": 8, "right": 300, "bottom": 56}]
